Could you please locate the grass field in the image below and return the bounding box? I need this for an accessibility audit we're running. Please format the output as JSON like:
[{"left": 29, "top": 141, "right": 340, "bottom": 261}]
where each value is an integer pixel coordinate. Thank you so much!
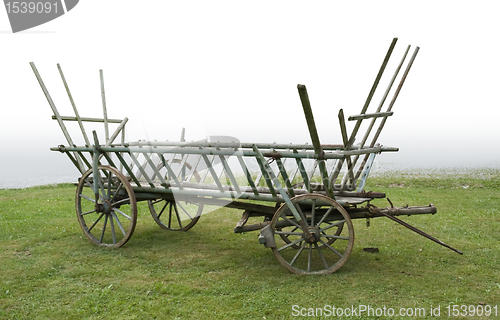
[{"left": 0, "top": 169, "right": 499, "bottom": 319}]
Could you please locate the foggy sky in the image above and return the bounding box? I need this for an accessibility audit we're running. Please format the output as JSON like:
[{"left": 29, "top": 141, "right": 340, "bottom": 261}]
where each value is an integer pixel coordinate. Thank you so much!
[{"left": 1, "top": 1, "right": 499, "bottom": 188}]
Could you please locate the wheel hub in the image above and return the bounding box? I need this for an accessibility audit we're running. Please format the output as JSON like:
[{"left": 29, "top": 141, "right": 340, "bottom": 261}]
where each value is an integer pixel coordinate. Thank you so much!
[
  {"left": 304, "top": 227, "right": 321, "bottom": 244},
  {"left": 96, "top": 200, "right": 112, "bottom": 214}
]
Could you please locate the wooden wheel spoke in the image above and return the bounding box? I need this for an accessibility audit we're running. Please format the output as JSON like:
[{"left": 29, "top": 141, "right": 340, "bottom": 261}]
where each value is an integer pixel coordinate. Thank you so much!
[
  {"left": 277, "top": 237, "right": 305, "bottom": 252},
  {"left": 307, "top": 244, "right": 313, "bottom": 272},
  {"left": 290, "top": 242, "right": 307, "bottom": 266},
  {"left": 80, "top": 209, "right": 96, "bottom": 216},
  {"left": 282, "top": 215, "right": 302, "bottom": 229},
  {"left": 176, "top": 201, "right": 194, "bottom": 220},
  {"left": 322, "top": 234, "right": 350, "bottom": 240},
  {"left": 106, "top": 171, "right": 112, "bottom": 198},
  {"left": 310, "top": 199, "right": 316, "bottom": 226},
  {"left": 319, "top": 220, "right": 345, "bottom": 232},
  {"left": 88, "top": 212, "right": 105, "bottom": 232},
  {"left": 109, "top": 214, "right": 117, "bottom": 244},
  {"left": 152, "top": 198, "right": 164, "bottom": 205},
  {"left": 83, "top": 179, "right": 94, "bottom": 190},
  {"left": 168, "top": 204, "right": 173, "bottom": 228},
  {"left": 318, "top": 239, "right": 344, "bottom": 258},
  {"left": 173, "top": 204, "right": 183, "bottom": 229},
  {"left": 157, "top": 201, "right": 169, "bottom": 219},
  {"left": 97, "top": 171, "right": 107, "bottom": 199},
  {"left": 315, "top": 243, "right": 329, "bottom": 269},
  {"left": 111, "top": 211, "right": 127, "bottom": 237},
  {"left": 276, "top": 225, "right": 304, "bottom": 249},
  {"left": 79, "top": 194, "right": 95, "bottom": 203},
  {"left": 111, "top": 181, "right": 124, "bottom": 203},
  {"left": 112, "top": 197, "right": 131, "bottom": 207},
  {"left": 316, "top": 206, "right": 335, "bottom": 226},
  {"left": 100, "top": 214, "right": 109, "bottom": 243},
  {"left": 112, "top": 207, "right": 131, "bottom": 220}
]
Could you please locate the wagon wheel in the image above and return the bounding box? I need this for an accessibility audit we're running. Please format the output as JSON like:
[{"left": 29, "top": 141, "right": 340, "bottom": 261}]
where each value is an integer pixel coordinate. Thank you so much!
[
  {"left": 276, "top": 198, "right": 344, "bottom": 249},
  {"left": 271, "top": 194, "right": 354, "bottom": 275},
  {"left": 276, "top": 215, "right": 344, "bottom": 249},
  {"left": 76, "top": 165, "right": 137, "bottom": 247},
  {"left": 147, "top": 159, "right": 203, "bottom": 231},
  {"left": 148, "top": 196, "right": 203, "bottom": 231}
]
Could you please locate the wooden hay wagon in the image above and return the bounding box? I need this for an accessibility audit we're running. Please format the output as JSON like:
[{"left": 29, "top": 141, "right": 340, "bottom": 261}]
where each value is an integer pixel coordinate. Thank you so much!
[{"left": 31, "top": 38, "right": 461, "bottom": 274}]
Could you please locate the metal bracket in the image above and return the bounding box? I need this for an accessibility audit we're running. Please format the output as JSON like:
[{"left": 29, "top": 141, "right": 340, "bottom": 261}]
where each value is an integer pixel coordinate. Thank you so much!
[{"left": 258, "top": 224, "right": 276, "bottom": 248}]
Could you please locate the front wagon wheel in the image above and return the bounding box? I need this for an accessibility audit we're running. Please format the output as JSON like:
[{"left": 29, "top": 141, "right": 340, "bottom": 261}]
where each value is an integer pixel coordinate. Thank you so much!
[
  {"left": 76, "top": 165, "right": 137, "bottom": 247},
  {"left": 271, "top": 194, "right": 354, "bottom": 275}
]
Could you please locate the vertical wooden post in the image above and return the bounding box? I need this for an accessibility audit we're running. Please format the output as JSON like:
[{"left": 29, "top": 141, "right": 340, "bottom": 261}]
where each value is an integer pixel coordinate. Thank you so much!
[
  {"left": 370, "top": 46, "right": 420, "bottom": 147},
  {"left": 346, "top": 37, "right": 398, "bottom": 148},
  {"left": 57, "top": 64, "right": 90, "bottom": 147},
  {"left": 30, "top": 62, "right": 85, "bottom": 174},
  {"left": 350, "top": 45, "right": 411, "bottom": 183},
  {"left": 100, "top": 69, "right": 109, "bottom": 143},
  {"left": 297, "top": 84, "right": 333, "bottom": 198}
]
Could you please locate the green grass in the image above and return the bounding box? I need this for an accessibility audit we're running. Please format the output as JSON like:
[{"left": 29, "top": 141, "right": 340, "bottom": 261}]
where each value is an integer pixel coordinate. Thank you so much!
[{"left": 1, "top": 170, "right": 499, "bottom": 319}]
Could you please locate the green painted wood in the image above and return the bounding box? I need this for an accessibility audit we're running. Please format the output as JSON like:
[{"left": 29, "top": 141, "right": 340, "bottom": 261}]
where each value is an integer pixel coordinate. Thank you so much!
[
  {"left": 201, "top": 154, "right": 225, "bottom": 192},
  {"left": 236, "top": 155, "right": 259, "bottom": 196},
  {"left": 144, "top": 153, "right": 168, "bottom": 187},
  {"left": 116, "top": 153, "right": 141, "bottom": 187},
  {"left": 276, "top": 158, "right": 295, "bottom": 197},
  {"left": 159, "top": 154, "right": 182, "bottom": 189},
  {"left": 295, "top": 157, "right": 311, "bottom": 193},
  {"left": 51, "top": 115, "right": 124, "bottom": 123},
  {"left": 254, "top": 153, "right": 277, "bottom": 198},
  {"left": 219, "top": 155, "right": 241, "bottom": 194},
  {"left": 348, "top": 111, "right": 394, "bottom": 121},
  {"left": 346, "top": 37, "right": 398, "bottom": 148},
  {"left": 253, "top": 145, "right": 304, "bottom": 222},
  {"left": 129, "top": 152, "right": 155, "bottom": 188}
]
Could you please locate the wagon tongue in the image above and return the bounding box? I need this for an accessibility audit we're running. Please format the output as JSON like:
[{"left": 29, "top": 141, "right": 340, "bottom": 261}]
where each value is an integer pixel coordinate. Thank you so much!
[{"left": 370, "top": 201, "right": 463, "bottom": 255}]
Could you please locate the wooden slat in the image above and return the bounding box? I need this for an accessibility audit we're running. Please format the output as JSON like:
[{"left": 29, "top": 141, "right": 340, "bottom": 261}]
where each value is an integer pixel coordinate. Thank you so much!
[
  {"left": 348, "top": 111, "right": 393, "bottom": 121},
  {"left": 51, "top": 115, "right": 124, "bottom": 123}
]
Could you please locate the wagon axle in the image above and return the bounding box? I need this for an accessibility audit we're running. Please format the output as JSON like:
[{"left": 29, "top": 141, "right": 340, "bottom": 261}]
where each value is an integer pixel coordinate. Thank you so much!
[
  {"left": 95, "top": 199, "right": 113, "bottom": 214},
  {"left": 303, "top": 226, "right": 321, "bottom": 244}
]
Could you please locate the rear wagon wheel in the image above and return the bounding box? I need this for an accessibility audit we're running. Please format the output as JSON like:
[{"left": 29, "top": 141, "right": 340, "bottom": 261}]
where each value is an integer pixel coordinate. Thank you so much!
[
  {"left": 76, "top": 165, "right": 137, "bottom": 247},
  {"left": 148, "top": 159, "right": 203, "bottom": 231}
]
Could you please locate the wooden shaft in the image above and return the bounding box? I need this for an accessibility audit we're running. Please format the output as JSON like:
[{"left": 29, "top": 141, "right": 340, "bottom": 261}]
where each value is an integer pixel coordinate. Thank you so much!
[
  {"left": 100, "top": 70, "right": 109, "bottom": 143},
  {"left": 352, "top": 45, "right": 411, "bottom": 182},
  {"left": 297, "top": 84, "right": 323, "bottom": 157},
  {"left": 30, "top": 62, "right": 85, "bottom": 174},
  {"left": 346, "top": 37, "right": 398, "bottom": 148},
  {"left": 57, "top": 64, "right": 90, "bottom": 146},
  {"left": 370, "top": 46, "right": 420, "bottom": 147}
]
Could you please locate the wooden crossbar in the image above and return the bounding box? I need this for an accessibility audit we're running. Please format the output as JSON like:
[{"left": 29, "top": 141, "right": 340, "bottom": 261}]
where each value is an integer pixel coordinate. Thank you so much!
[{"left": 348, "top": 111, "right": 394, "bottom": 121}]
